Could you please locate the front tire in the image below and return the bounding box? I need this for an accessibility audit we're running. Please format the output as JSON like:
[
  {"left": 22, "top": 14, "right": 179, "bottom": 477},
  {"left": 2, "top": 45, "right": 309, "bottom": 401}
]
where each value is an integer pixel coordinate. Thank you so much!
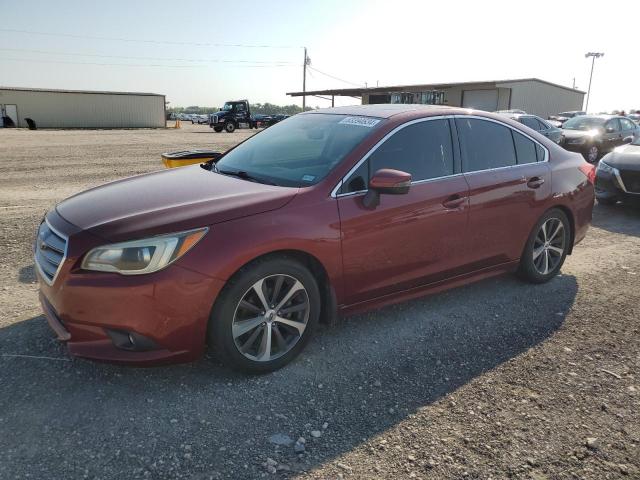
[
  {"left": 518, "top": 209, "right": 570, "bottom": 284},
  {"left": 224, "top": 121, "right": 236, "bottom": 133},
  {"left": 213, "top": 126, "right": 223, "bottom": 133},
  {"left": 209, "top": 257, "right": 320, "bottom": 373}
]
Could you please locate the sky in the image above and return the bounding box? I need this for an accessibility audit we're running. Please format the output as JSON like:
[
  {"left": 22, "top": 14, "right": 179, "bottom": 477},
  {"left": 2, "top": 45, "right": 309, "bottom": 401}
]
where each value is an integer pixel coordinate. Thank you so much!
[{"left": 1, "top": 0, "right": 638, "bottom": 113}]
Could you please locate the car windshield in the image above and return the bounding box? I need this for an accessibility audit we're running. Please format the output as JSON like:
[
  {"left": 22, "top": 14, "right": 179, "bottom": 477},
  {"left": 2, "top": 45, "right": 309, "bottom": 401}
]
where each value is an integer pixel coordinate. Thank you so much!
[
  {"left": 222, "top": 103, "right": 234, "bottom": 111},
  {"left": 562, "top": 117, "right": 606, "bottom": 131},
  {"left": 215, "top": 113, "right": 382, "bottom": 187}
]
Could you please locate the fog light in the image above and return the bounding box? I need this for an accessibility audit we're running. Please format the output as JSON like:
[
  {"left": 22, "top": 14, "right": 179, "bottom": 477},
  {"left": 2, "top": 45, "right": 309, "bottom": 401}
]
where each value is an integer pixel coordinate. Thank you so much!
[{"left": 106, "top": 329, "right": 158, "bottom": 352}]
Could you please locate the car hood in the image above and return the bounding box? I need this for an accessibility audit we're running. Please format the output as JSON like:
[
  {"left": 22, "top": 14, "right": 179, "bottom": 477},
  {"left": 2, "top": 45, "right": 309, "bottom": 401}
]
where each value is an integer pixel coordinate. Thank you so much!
[
  {"left": 56, "top": 165, "right": 298, "bottom": 242},
  {"left": 603, "top": 144, "right": 640, "bottom": 170}
]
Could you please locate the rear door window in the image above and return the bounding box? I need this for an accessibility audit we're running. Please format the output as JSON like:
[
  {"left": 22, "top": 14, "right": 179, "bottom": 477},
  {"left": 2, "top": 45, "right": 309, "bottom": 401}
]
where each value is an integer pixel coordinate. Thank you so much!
[
  {"left": 620, "top": 118, "right": 636, "bottom": 131},
  {"left": 512, "top": 130, "right": 538, "bottom": 165},
  {"left": 456, "top": 118, "right": 517, "bottom": 172}
]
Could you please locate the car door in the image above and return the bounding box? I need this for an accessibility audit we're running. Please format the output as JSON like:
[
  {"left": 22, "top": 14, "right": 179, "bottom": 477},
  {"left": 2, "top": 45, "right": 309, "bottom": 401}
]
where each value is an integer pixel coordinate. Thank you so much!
[
  {"left": 603, "top": 118, "right": 624, "bottom": 150},
  {"left": 336, "top": 118, "right": 470, "bottom": 305},
  {"left": 455, "top": 116, "right": 551, "bottom": 269}
]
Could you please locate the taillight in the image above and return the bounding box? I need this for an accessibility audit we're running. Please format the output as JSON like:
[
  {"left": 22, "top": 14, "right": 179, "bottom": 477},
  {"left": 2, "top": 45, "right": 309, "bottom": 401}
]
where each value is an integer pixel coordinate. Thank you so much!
[{"left": 579, "top": 163, "right": 596, "bottom": 184}]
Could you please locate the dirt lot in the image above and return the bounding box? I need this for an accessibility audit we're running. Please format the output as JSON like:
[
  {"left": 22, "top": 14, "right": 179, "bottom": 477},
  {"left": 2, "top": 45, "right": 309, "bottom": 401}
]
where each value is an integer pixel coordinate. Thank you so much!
[{"left": 0, "top": 124, "right": 639, "bottom": 480}]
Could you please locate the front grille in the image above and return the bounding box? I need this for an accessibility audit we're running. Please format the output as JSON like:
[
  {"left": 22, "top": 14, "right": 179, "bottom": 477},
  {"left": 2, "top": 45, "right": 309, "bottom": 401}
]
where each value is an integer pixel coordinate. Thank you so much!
[
  {"left": 620, "top": 170, "right": 640, "bottom": 194},
  {"left": 35, "top": 221, "right": 68, "bottom": 284}
]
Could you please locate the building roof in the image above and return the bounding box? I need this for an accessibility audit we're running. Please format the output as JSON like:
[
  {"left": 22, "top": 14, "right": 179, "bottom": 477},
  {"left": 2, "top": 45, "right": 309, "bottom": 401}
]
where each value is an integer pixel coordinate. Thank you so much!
[
  {"left": 287, "top": 77, "right": 586, "bottom": 97},
  {"left": 303, "top": 104, "right": 458, "bottom": 119},
  {"left": 0, "top": 86, "right": 165, "bottom": 97}
]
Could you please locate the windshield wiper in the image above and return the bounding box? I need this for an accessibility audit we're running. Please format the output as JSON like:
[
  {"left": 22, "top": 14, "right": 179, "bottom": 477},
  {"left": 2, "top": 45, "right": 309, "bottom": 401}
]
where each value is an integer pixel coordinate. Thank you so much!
[{"left": 217, "top": 169, "right": 277, "bottom": 186}]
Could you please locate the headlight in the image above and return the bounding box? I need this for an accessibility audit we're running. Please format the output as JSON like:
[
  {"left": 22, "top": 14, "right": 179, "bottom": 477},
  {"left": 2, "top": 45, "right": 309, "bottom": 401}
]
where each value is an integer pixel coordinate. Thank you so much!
[
  {"left": 596, "top": 160, "right": 616, "bottom": 175},
  {"left": 81, "top": 228, "right": 207, "bottom": 275}
]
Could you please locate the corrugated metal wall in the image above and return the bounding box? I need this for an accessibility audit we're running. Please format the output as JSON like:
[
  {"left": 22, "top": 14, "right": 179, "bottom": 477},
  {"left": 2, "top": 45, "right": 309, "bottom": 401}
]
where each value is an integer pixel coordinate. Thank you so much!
[
  {"left": 497, "top": 81, "right": 584, "bottom": 119},
  {"left": 0, "top": 89, "right": 165, "bottom": 128}
]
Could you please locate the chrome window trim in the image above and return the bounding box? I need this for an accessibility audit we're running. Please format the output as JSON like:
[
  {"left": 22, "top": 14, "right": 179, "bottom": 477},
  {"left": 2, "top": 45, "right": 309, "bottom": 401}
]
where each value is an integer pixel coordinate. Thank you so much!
[
  {"left": 34, "top": 218, "right": 69, "bottom": 286},
  {"left": 331, "top": 115, "right": 454, "bottom": 198},
  {"left": 331, "top": 114, "right": 550, "bottom": 198}
]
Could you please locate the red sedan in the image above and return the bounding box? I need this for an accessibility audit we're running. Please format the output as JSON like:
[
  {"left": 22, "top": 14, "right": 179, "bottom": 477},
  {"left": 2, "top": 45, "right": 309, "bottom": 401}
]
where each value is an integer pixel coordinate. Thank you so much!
[{"left": 35, "top": 105, "right": 595, "bottom": 372}]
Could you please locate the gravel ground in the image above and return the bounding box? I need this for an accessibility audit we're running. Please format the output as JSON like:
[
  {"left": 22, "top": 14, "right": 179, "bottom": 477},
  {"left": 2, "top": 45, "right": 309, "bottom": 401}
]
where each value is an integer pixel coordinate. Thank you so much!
[{"left": 0, "top": 125, "right": 638, "bottom": 480}]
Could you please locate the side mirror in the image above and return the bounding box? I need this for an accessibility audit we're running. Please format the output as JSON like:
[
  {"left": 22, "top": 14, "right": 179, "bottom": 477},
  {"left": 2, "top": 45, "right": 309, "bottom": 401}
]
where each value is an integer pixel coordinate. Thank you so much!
[{"left": 362, "top": 168, "right": 411, "bottom": 209}]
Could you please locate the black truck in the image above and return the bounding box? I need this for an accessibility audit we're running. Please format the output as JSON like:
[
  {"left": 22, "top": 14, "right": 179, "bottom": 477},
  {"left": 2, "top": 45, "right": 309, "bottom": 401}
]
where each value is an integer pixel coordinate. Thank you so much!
[{"left": 209, "top": 100, "right": 257, "bottom": 133}]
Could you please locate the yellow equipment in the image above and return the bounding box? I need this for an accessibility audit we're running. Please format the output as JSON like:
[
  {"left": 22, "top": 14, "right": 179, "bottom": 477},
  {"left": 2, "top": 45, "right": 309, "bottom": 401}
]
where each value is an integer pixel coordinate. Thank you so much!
[{"left": 161, "top": 150, "right": 222, "bottom": 169}]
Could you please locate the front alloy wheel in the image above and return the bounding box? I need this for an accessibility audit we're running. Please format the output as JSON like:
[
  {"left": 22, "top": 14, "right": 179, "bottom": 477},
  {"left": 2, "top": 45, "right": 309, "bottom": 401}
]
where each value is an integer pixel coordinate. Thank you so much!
[
  {"left": 232, "top": 275, "right": 309, "bottom": 362},
  {"left": 209, "top": 257, "right": 320, "bottom": 372}
]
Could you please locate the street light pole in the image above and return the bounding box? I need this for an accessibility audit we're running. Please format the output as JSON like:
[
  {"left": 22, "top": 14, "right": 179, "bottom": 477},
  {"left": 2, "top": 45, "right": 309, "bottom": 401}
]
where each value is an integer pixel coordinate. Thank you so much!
[{"left": 584, "top": 52, "right": 604, "bottom": 113}]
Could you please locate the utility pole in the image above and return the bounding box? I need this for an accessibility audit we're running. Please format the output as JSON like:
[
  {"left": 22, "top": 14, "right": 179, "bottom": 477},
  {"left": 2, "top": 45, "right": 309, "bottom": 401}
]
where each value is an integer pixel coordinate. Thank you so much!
[
  {"left": 302, "top": 47, "right": 308, "bottom": 111},
  {"left": 584, "top": 52, "right": 604, "bottom": 113}
]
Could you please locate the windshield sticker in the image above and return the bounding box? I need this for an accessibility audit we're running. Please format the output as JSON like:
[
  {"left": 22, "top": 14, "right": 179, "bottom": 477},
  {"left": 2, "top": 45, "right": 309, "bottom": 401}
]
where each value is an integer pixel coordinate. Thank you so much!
[
  {"left": 301, "top": 174, "right": 316, "bottom": 182},
  {"left": 338, "top": 116, "right": 381, "bottom": 128}
]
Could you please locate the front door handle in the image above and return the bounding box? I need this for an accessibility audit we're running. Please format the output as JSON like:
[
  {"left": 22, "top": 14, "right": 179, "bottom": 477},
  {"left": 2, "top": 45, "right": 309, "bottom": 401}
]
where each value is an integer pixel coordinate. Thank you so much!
[
  {"left": 442, "top": 194, "right": 467, "bottom": 209},
  {"left": 527, "top": 177, "right": 545, "bottom": 189}
]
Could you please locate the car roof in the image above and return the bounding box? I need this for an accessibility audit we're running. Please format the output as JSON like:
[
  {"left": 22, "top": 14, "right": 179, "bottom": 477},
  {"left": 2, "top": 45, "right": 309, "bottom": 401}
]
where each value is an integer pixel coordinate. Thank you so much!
[{"left": 303, "top": 104, "right": 467, "bottom": 119}]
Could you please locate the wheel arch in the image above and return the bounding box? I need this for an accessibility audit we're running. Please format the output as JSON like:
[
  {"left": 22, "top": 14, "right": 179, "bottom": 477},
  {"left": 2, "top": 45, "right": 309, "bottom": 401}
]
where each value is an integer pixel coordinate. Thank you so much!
[{"left": 216, "top": 249, "right": 338, "bottom": 326}]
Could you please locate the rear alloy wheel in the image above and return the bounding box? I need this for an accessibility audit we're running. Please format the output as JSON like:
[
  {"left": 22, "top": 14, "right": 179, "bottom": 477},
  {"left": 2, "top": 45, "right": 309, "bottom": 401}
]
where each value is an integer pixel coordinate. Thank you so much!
[
  {"left": 209, "top": 258, "right": 320, "bottom": 372},
  {"left": 518, "top": 209, "right": 570, "bottom": 283},
  {"left": 586, "top": 145, "right": 599, "bottom": 163},
  {"left": 224, "top": 121, "right": 236, "bottom": 133}
]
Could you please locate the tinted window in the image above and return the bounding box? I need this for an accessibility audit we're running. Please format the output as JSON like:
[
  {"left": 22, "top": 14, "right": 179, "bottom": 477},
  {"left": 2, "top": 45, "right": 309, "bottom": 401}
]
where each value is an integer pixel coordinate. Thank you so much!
[
  {"left": 520, "top": 117, "right": 540, "bottom": 130},
  {"left": 605, "top": 119, "right": 621, "bottom": 132},
  {"left": 512, "top": 131, "right": 537, "bottom": 164},
  {"left": 341, "top": 160, "right": 369, "bottom": 193},
  {"left": 368, "top": 119, "right": 454, "bottom": 181},
  {"left": 535, "top": 118, "right": 550, "bottom": 130},
  {"left": 620, "top": 118, "right": 636, "bottom": 131},
  {"left": 456, "top": 118, "right": 516, "bottom": 172},
  {"left": 340, "top": 119, "right": 454, "bottom": 194}
]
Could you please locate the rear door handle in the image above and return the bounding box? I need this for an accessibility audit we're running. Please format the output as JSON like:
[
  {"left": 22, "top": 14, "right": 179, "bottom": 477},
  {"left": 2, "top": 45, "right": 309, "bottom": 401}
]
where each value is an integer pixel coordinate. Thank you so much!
[
  {"left": 442, "top": 195, "right": 467, "bottom": 209},
  {"left": 527, "top": 177, "right": 545, "bottom": 189}
]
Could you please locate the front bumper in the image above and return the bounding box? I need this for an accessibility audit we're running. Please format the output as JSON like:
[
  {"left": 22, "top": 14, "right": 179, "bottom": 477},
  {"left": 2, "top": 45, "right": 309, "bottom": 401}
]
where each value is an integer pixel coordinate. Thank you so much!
[
  {"left": 595, "top": 168, "right": 640, "bottom": 203},
  {"left": 37, "top": 211, "right": 225, "bottom": 366}
]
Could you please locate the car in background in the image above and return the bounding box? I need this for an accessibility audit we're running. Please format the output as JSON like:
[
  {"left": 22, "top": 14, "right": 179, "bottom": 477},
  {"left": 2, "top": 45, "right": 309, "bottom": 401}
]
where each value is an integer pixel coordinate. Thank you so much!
[
  {"left": 595, "top": 137, "right": 640, "bottom": 205},
  {"left": 252, "top": 114, "right": 273, "bottom": 128},
  {"left": 191, "top": 115, "right": 209, "bottom": 125},
  {"left": 34, "top": 105, "right": 595, "bottom": 372},
  {"left": 498, "top": 113, "right": 562, "bottom": 144},
  {"left": 559, "top": 115, "right": 639, "bottom": 163},
  {"left": 548, "top": 111, "right": 586, "bottom": 128}
]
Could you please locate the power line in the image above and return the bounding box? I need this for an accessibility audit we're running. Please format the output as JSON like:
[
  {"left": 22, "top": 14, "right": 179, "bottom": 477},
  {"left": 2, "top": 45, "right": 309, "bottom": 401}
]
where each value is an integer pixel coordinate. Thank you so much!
[
  {"left": 0, "top": 28, "right": 301, "bottom": 49},
  {"left": 0, "top": 47, "right": 297, "bottom": 65},
  {"left": 307, "top": 66, "right": 364, "bottom": 87},
  {"left": 0, "top": 57, "right": 297, "bottom": 69}
]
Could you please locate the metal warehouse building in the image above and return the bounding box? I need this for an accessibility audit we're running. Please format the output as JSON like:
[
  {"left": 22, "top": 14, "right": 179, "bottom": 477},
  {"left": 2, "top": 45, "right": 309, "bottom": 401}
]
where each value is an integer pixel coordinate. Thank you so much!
[
  {"left": 288, "top": 78, "right": 585, "bottom": 119},
  {"left": 0, "top": 87, "right": 166, "bottom": 128}
]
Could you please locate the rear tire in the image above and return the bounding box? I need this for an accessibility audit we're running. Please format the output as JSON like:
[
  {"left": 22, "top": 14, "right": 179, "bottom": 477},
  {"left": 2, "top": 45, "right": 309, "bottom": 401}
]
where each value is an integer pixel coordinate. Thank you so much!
[
  {"left": 208, "top": 257, "right": 320, "bottom": 373},
  {"left": 518, "top": 209, "right": 570, "bottom": 284}
]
